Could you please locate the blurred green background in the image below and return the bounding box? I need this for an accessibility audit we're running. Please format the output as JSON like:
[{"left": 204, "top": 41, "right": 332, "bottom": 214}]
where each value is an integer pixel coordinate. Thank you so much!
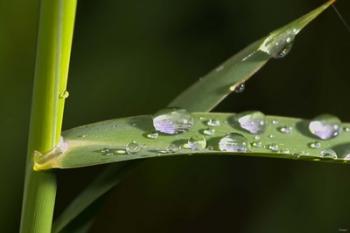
[{"left": 1, "top": 0, "right": 349, "bottom": 232}]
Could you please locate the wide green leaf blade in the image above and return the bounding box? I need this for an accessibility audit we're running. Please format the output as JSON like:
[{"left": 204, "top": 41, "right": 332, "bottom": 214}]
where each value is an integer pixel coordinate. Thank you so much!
[
  {"left": 169, "top": 0, "right": 335, "bottom": 111},
  {"left": 36, "top": 112, "right": 350, "bottom": 170}
]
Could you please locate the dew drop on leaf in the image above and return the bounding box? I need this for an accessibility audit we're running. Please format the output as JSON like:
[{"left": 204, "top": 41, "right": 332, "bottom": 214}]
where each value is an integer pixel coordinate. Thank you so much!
[
  {"left": 146, "top": 132, "right": 159, "bottom": 139},
  {"left": 202, "top": 128, "right": 215, "bottom": 136},
  {"left": 320, "top": 149, "right": 337, "bottom": 159},
  {"left": 218, "top": 133, "right": 248, "bottom": 152},
  {"left": 308, "top": 114, "right": 341, "bottom": 140},
  {"left": 126, "top": 140, "right": 142, "bottom": 154},
  {"left": 308, "top": 141, "right": 321, "bottom": 149},
  {"left": 235, "top": 111, "right": 266, "bottom": 134},
  {"left": 187, "top": 135, "right": 207, "bottom": 151},
  {"left": 278, "top": 126, "right": 293, "bottom": 134},
  {"left": 153, "top": 108, "right": 194, "bottom": 134},
  {"left": 206, "top": 119, "right": 221, "bottom": 127},
  {"left": 266, "top": 143, "right": 279, "bottom": 152},
  {"left": 59, "top": 90, "right": 69, "bottom": 99}
]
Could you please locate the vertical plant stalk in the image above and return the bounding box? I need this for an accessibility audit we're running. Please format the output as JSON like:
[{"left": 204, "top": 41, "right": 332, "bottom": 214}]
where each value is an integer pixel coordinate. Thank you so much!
[{"left": 19, "top": 0, "right": 77, "bottom": 233}]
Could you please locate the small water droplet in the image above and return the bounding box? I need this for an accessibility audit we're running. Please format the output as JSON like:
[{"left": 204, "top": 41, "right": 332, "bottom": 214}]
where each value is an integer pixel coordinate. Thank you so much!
[
  {"left": 206, "top": 119, "right": 221, "bottom": 127},
  {"left": 153, "top": 108, "right": 194, "bottom": 134},
  {"left": 218, "top": 133, "right": 248, "bottom": 152},
  {"left": 278, "top": 126, "right": 293, "bottom": 134},
  {"left": 344, "top": 126, "right": 350, "bottom": 132},
  {"left": 116, "top": 149, "right": 126, "bottom": 154},
  {"left": 266, "top": 143, "right": 279, "bottom": 152},
  {"left": 272, "top": 119, "right": 279, "bottom": 125},
  {"left": 146, "top": 132, "right": 159, "bottom": 139},
  {"left": 235, "top": 111, "right": 266, "bottom": 134},
  {"left": 233, "top": 83, "right": 245, "bottom": 93},
  {"left": 251, "top": 141, "right": 262, "bottom": 148},
  {"left": 202, "top": 128, "right": 215, "bottom": 136},
  {"left": 308, "top": 141, "right": 321, "bottom": 149},
  {"left": 59, "top": 90, "right": 69, "bottom": 99},
  {"left": 187, "top": 135, "right": 207, "bottom": 151},
  {"left": 268, "top": 134, "right": 274, "bottom": 138},
  {"left": 320, "top": 149, "right": 337, "bottom": 159},
  {"left": 167, "top": 144, "right": 180, "bottom": 153},
  {"left": 254, "top": 135, "right": 261, "bottom": 140},
  {"left": 309, "top": 114, "right": 342, "bottom": 140},
  {"left": 126, "top": 141, "right": 142, "bottom": 154}
]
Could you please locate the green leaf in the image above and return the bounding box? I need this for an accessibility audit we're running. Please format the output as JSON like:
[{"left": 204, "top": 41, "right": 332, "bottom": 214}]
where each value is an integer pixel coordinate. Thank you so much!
[
  {"left": 169, "top": 0, "right": 335, "bottom": 111},
  {"left": 52, "top": 1, "right": 335, "bottom": 231},
  {"left": 35, "top": 112, "right": 350, "bottom": 170}
]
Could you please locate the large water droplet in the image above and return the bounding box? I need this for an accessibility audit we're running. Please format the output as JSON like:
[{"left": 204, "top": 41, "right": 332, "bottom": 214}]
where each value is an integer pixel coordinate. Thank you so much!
[
  {"left": 235, "top": 111, "right": 266, "bottom": 134},
  {"left": 126, "top": 141, "right": 142, "bottom": 154},
  {"left": 308, "top": 114, "right": 342, "bottom": 140},
  {"left": 320, "top": 149, "right": 337, "bottom": 159},
  {"left": 218, "top": 133, "right": 248, "bottom": 152},
  {"left": 260, "top": 29, "right": 296, "bottom": 59},
  {"left": 187, "top": 135, "right": 207, "bottom": 151},
  {"left": 153, "top": 108, "right": 194, "bottom": 134}
]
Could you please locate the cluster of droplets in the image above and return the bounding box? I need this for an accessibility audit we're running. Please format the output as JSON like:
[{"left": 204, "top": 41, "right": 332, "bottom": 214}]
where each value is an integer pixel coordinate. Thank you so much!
[{"left": 92, "top": 107, "right": 350, "bottom": 162}]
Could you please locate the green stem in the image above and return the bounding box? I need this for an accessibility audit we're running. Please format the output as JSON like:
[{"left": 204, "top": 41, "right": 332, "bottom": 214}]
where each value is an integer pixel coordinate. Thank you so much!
[{"left": 19, "top": 0, "right": 77, "bottom": 232}]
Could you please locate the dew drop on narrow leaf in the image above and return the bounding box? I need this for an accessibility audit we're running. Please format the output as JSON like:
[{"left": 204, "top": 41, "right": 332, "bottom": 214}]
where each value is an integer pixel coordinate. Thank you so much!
[
  {"left": 146, "top": 132, "right": 159, "bottom": 139},
  {"left": 251, "top": 141, "right": 262, "bottom": 148},
  {"left": 272, "top": 119, "right": 279, "bottom": 125},
  {"left": 153, "top": 108, "right": 194, "bottom": 134},
  {"left": 343, "top": 127, "right": 350, "bottom": 132},
  {"left": 308, "top": 141, "right": 321, "bottom": 149},
  {"left": 233, "top": 83, "right": 245, "bottom": 93},
  {"left": 320, "top": 149, "right": 337, "bottom": 159},
  {"left": 278, "top": 126, "right": 293, "bottom": 134},
  {"left": 126, "top": 141, "right": 142, "bottom": 154},
  {"left": 235, "top": 111, "right": 266, "bottom": 134},
  {"left": 218, "top": 133, "right": 248, "bottom": 152},
  {"left": 202, "top": 128, "right": 215, "bottom": 136},
  {"left": 187, "top": 135, "right": 207, "bottom": 151},
  {"left": 59, "top": 90, "right": 69, "bottom": 99},
  {"left": 266, "top": 143, "right": 279, "bottom": 152},
  {"left": 308, "top": 114, "right": 342, "bottom": 140},
  {"left": 260, "top": 29, "right": 297, "bottom": 59},
  {"left": 206, "top": 119, "right": 221, "bottom": 127}
]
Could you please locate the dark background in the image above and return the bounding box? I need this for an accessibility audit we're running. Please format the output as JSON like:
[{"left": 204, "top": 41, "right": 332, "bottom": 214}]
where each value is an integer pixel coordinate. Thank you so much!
[{"left": 0, "top": 0, "right": 349, "bottom": 232}]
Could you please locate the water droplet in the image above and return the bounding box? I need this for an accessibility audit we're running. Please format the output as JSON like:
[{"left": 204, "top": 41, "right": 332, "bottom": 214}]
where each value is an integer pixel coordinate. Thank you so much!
[
  {"left": 260, "top": 29, "right": 296, "bottom": 59},
  {"left": 278, "top": 126, "right": 293, "bottom": 134},
  {"left": 153, "top": 108, "right": 194, "bottom": 134},
  {"left": 235, "top": 111, "right": 266, "bottom": 134},
  {"left": 268, "top": 134, "right": 274, "bottom": 138},
  {"left": 206, "top": 119, "right": 221, "bottom": 127},
  {"left": 146, "top": 132, "right": 159, "bottom": 139},
  {"left": 254, "top": 135, "right": 261, "bottom": 140},
  {"left": 251, "top": 141, "right": 262, "bottom": 148},
  {"left": 320, "top": 149, "right": 337, "bottom": 159},
  {"left": 218, "top": 133, "right": 248, "bottom": 152},
  {"left": 215, "top": 65, "right": 224, "bottom": 72},
  {"left": 116, "top": 149, "right": 126, "bottom": 154},
  {"left": 308, "top": 141, "right": 321, "bottom": 149},
  {"left": 202, "top": 128, "right": 215, "bottom": 136},
  {"left": 266, "top": 143, "right": 279, "bottom": 152},
  {"left": 126, "top": 141, "right": 142, "bottom": 154},
  {"left": 308, "top": 114, "right": 342, "bottom": 140},
  {"left": 233, "top": 83, "right": 245, "bottom": 93},
  {"left": 59, "top": 90, "right": 69, "bottom": 99},
  {"left": 344, "top": 127, "right": 350, "bottom": 132},
  {"left": 272, "top": 119, "right": 279, "bottom": 125},
  {"left": 167, "top": 144, "right": 180, "bottom": 153},
  {"left": 187, "top": 135, "right": 207, "bottom": 151}
]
